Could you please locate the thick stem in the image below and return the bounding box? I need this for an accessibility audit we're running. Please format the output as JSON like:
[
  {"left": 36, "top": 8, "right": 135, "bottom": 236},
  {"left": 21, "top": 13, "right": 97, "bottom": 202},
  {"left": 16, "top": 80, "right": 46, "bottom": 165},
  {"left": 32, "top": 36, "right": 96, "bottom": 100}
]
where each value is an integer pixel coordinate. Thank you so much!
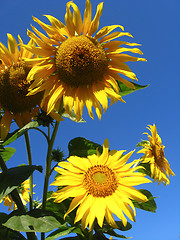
[{"left": 24, "top": 132, "right": 33, "bottom": 211}]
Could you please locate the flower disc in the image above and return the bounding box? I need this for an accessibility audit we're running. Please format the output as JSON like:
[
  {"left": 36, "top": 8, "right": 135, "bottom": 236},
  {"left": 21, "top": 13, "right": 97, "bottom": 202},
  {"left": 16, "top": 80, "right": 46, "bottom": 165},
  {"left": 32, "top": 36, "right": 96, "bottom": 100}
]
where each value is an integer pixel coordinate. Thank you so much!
[
  {"left": 84, "top": 165, "right": 118, "bottom": 197},
  {"left": 0, "top": 64, "right": 42, "bottom": 113},
  {"left": 55, "top": 35, "right": 108, "bottom": 87}
]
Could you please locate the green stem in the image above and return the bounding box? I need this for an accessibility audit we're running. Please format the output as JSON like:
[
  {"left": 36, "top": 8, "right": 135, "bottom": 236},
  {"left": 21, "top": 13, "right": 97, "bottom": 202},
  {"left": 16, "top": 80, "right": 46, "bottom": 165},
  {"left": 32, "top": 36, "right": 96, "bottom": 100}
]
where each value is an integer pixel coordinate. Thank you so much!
[
  {"left": 41, "top": 120, "right": 60, "bottom": 240},
  {"left": 0, "top": 155, "right": 37, "bottom": 240},
  {"left": 24, "top": 131, "right": 33, "bottom": 211}
]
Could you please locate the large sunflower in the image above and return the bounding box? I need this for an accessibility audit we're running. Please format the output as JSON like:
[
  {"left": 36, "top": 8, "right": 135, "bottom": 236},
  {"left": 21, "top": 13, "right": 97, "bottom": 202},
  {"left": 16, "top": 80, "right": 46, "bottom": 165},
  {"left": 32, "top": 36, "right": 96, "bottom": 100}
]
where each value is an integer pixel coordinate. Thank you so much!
[
  {"left": 23, "top": 0, "right": 146, "bottom": 121},
  {"left": 138, "top": 124, "right": 175, "bottom": 185},
  {"left": 0, "top": 34, "right": 43, "bottom": 140},
  {"left": 51, "top": 139, "right": 151, "bottom": 230}
]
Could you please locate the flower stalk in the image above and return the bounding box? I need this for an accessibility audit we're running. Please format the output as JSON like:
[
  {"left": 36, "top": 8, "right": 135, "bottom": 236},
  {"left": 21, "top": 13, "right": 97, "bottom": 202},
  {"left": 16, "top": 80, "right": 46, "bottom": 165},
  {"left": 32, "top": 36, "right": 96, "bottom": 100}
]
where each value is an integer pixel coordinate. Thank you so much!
[{"left": 24, "top": 131, "right": 33, "bottom": 211}]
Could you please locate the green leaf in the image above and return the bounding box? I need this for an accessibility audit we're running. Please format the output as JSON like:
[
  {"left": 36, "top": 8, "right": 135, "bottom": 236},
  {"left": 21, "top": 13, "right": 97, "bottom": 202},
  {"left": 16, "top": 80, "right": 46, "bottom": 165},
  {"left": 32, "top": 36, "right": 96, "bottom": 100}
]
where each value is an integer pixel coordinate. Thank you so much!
[
  {"left": 46, "top": 224, "right": 76, "bottom": 240},
  {"left": 3, "top": 209, "right": 62, "bottom": 233},
  {"left": 137, "top": 162, "right": 151, "bottom": 178},
  {"left": 132, "top": 189, "right": 157, "bottom": 213},
  {"left": 45, "top": 191, "right": 77, "bottom": 227},
  {"left": 0, "top": 165, "right": 42, "bottom": 200},
  {"left": 45, "top": 191, "right": 67, "bottom": 221},
  {"left": 97, "top": 221, "right": 132, "bottom": 239},
  {"left": 117, "top": 82, "right": 148, "bottom": 97},
  {"left": 0, "top": 213, "right": 8, "bottom": 225},
  {"left": 2, "top": 121, "right": 40, "bottom": 146},
  {"left": 115, "top": 221, "right": 132, "bottom": 231},
  {"left": 0, "top": 213, "right": 27, "bottom": 240},
  {"left": 68, "top": 137, "right": 103, "bottom": 158},
  {"left": 0, "top": 147, "right": 16, "bottom": 168}
]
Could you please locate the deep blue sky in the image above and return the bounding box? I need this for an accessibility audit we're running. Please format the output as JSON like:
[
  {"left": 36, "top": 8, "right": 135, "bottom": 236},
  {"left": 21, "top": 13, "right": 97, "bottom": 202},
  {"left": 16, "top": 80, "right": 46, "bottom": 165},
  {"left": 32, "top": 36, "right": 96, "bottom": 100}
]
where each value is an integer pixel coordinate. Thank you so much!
[{"left": 0, "top": 0, "right": 179, "bottom": 239}]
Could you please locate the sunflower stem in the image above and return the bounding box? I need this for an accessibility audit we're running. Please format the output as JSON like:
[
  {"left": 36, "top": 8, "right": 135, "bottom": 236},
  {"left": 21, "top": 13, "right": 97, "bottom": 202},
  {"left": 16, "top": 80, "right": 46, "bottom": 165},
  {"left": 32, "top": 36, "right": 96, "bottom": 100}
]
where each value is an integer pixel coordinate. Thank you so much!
[
  {"left": 41, "top": 120, "right": 60, "bottom": 240},
  {"left": 0, "top": 155, "right": 37, "bottom": 240},
  {"left": 24, "top": 131, "right": 33, "bottom": 211}
]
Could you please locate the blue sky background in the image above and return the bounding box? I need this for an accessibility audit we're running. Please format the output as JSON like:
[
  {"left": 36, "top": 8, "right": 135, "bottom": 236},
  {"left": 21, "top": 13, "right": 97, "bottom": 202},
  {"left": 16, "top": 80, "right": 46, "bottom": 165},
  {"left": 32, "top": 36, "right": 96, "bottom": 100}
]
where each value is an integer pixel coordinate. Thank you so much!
[{"left": 0, "top": 0, "right": 179, "bottom": 239}]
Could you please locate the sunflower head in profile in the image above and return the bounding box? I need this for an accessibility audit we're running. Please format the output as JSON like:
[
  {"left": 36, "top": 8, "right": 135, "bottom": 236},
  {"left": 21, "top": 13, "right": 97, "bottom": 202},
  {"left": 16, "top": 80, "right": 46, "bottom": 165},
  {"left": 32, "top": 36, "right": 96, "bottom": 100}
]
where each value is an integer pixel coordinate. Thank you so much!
[
  {"left": 23, "top": 0, "right": 146, "bottom": 121},
  {"left": 0, "top": 34, "right": 43, "bottom": 140},
  {"left": 0, "top": 179, "right": 31, "bottom": 211},
  {"left": 51, "top": 139, "right": 151, "bottom": 230},
  {"left": 138, "top": 124, "right": 175, "bottom": 185}
]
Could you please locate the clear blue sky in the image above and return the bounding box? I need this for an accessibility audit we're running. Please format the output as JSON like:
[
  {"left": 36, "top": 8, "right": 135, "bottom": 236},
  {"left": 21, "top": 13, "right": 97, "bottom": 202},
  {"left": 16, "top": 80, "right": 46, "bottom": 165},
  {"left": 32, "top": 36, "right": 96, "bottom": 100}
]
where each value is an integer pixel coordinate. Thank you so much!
[{"left": 0, "top": 0, "right": 179, "bottom": 239}]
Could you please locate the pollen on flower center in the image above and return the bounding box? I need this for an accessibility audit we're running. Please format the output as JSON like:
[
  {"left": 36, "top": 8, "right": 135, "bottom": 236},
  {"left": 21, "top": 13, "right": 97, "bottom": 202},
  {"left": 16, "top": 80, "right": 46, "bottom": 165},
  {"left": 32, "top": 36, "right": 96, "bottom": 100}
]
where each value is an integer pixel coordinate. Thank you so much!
[
  {"left": 83, "top": 165, "right": 118, "bottom": 197},
  {"left": 0, "top": 64, "right": 42, "bottom": 113},
  {"left": 55, "top": 35, "right": 108, "bottom": 87}
]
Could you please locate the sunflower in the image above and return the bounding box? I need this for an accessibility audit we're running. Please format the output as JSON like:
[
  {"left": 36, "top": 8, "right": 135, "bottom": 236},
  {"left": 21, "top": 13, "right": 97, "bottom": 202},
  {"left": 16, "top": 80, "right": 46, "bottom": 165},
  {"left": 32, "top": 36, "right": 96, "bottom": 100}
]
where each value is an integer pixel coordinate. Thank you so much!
[
  {"left": 0, "top": 179, "right": 31, "bottom": 211},
  {"left": 0, "top": 34, "right": 43, "bottom": 140},
  {"left": 138, "top": 124, "right": 175, "bottom": 185},
  {"left": 51, "top": 139, "right": 151, "bottom": 230},
  {"left": 23, "top": 0, "right": 146, "bottom": 121}
]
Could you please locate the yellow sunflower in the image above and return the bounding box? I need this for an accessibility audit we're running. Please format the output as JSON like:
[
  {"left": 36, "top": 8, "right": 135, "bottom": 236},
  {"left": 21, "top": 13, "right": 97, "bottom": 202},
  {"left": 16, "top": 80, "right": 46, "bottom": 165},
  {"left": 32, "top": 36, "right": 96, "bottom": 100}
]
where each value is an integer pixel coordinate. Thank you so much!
[
  {"left": 138, "top": 124, "right": 175, "bottom": 185},
  {"left": 23, "top": 0, "right": 146, "bottom": 121},
  {"left": 0, "top": 179, "right": 31, "bottom": 211},
  {"left": 0, "top": 34, "right": 43, "bottom": 140},
  {"left": 51, "top": 139, "right": 151, "bottom": 230}
]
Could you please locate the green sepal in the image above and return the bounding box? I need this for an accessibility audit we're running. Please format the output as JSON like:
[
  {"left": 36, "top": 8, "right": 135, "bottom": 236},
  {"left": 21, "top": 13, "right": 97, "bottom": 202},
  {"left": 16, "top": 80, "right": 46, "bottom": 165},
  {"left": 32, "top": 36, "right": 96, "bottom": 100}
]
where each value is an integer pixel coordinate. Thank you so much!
[
  {"left": 0, "top": 165, "right": 42, "bottom": 200},
  {"left": 118, "top": 82, "right": 149, "bottom": 96},
  {"left": 68, "top": 137, "right": 103, "bottom": 157},
  {"left": 62, "top": 109, "right": 86, "bottom": 123},
  {"left": 2, "top": 121, "right": 40, "bottom": 146},
  {"left": 132, "top": 189, "right": 157, "bottom": 213},
  {"left": 137, "top": 140, "right": 150, "bottom": 148},
  {"left": 2, "top": 209, "right": 62, "bottom": 233}
]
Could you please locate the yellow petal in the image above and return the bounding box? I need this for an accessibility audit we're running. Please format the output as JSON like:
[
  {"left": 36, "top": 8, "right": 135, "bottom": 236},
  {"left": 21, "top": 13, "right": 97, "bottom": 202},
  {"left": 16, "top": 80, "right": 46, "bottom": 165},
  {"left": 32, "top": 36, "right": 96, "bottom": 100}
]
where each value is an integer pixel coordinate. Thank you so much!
[
  {"left": 95, "top": 25, "right": 124, "bottom": 40},
  {"left": 98, "top": 138, "right": 109, "bottom": 165},
  {"left": 7, "top": 33, "right": 19, "bottom": 63},
  {"left": 82, "top": 0, "right": 92, "bottom": 35},
  {"left": 88, "top": 2, "right": 103, "bottom": 36},
  {"left": 65, "top": 2, "right": 75, "bottom": 36},
  {"left": 108, "top": 66, "right": 137, "bottom": 81},
  {"left": 108, "top": 71, "right": 136, "bottom": 89},
  {"left": 109, "top": 47, "right": 143, "bottom": 55},
  {"left": 108, "top": 53, "right": 147, "bottom": 62},
  {"left": 69, "top": 2, "right": 83, "bottom": 35},
  {"left": 44, "top": 15, "right": 65, "bottom": 29},
  {"left": 47, "top": 85, "right": 64, "bottom": 113},
  {"left": 100, "top": 32, "right": 133, "bottom": 43},
  {"left": 65, "top": 193, "right": 87, "bottom": 219}
]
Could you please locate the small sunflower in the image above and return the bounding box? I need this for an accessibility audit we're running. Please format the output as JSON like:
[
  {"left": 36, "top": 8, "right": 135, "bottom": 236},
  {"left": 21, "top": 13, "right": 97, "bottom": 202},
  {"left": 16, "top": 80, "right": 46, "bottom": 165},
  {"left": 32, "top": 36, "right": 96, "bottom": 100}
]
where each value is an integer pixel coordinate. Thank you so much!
[
  {"left": 138, "top": 124, "right": 175, "bottom": 185},
  {"left": 0, "top": 34, "right": 43, "bottom": 140},
  {"left": 51, "top": 139, "right": 151, "bottom": 230},
  {"left": 23, "top": 0, "right": 146, "bottom": 121},
  {"left": 0, "top": 179, "right": 31, "bottom": 211}
]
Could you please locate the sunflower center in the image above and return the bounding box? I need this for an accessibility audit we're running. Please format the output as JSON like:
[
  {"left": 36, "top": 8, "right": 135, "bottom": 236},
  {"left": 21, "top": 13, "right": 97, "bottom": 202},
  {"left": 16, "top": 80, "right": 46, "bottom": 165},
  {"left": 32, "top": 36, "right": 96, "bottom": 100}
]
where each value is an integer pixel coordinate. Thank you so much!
[
  {"left": 55, "top": 35, "right": 108, "bottom": 87},
  {"left": 84, "top": 165, "right": 118, "bottom": 198},
  {"left": 0, "top": 64, "right": 43, "bottom": 113},
  {"left": 152, "top": 144, "right": 165, "bottom": 166}
]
